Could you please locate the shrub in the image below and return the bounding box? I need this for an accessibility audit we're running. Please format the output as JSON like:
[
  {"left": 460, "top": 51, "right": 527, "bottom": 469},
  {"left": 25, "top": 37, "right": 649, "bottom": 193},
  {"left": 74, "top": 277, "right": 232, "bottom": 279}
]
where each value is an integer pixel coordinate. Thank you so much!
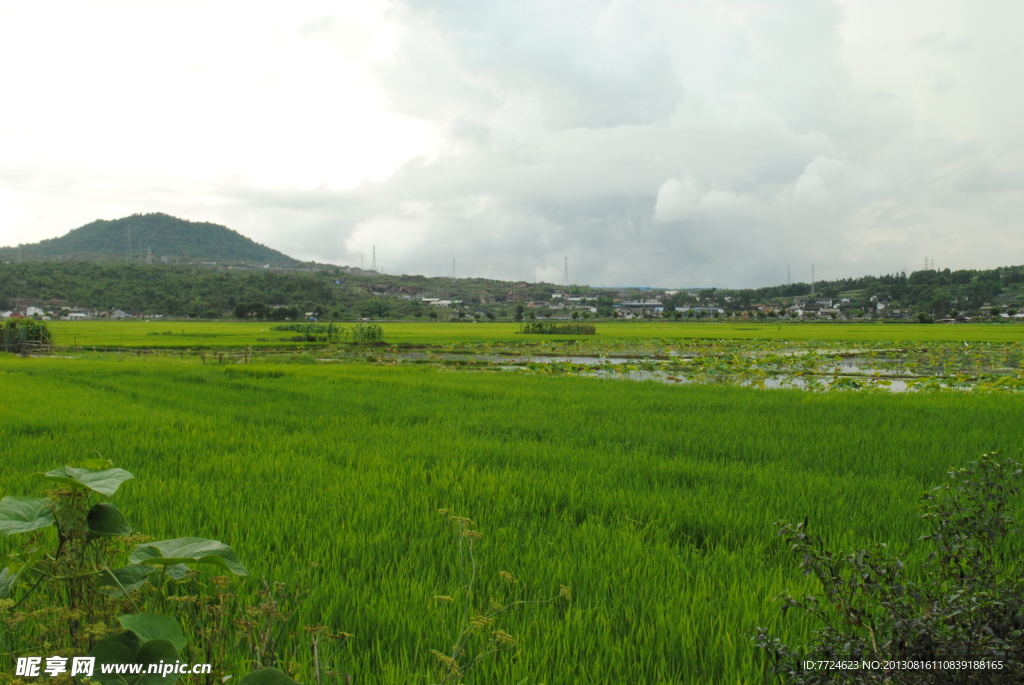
[{"left": 754, "top": 453, "right": 1024, "bottom": 683}]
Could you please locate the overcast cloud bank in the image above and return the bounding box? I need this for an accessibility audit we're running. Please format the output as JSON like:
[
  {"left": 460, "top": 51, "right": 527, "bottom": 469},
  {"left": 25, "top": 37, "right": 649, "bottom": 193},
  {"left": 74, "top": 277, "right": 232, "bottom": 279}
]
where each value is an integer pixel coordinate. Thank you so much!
[{"left": 1, "top": 0, "right": 1021, "bottom": 287}]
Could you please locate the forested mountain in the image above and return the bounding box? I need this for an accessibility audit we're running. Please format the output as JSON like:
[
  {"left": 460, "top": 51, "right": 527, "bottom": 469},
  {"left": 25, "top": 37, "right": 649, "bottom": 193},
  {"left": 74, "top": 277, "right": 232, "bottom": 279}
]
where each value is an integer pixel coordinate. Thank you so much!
[
  {"left": 1, "top": 217, "right": 1022, "bottom": 321},
  {"left": 1, "top": 258, "right": 1021, "bottom": 321},
  {"left": 667, "top": 266, "right": 1024, "bottom": 316},
  {"left": 0, "top": 262, "right": 578, "bottom": 319},
  {"left": 0, "top": 213, "right": 298, "bottom": 265}
]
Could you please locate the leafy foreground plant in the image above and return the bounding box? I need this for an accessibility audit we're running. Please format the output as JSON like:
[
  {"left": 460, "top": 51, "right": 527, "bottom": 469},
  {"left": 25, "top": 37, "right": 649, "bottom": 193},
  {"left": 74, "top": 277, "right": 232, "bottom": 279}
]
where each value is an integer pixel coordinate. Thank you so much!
[
  {"left": 0, "top": 460, "right": 323, "bottom": 685},
  {"left": 754, "top": 453, "right": 1024, "bottom": 684}
]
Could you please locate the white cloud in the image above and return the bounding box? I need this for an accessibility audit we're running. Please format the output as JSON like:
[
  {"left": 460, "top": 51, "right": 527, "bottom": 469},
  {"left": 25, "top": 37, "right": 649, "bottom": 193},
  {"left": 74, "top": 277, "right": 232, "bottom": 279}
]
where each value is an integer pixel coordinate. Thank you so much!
[{"left": 2, "top": 0, "right": 1023, "bottom": 287}]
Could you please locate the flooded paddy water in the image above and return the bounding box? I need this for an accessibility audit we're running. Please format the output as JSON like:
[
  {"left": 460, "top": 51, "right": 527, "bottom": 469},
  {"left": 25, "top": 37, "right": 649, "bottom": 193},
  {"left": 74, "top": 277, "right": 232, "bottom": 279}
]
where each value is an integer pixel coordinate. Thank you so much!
[{"left": 310, "top": 337, "right": 1024, "bottom": 394}]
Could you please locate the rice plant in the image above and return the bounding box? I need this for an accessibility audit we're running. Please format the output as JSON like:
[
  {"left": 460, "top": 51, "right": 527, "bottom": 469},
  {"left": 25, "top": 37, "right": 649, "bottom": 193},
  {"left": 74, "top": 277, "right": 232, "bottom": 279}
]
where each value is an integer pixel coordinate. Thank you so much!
[{"left": 1, "top": 356, "right": 1022, "bottom": 683}]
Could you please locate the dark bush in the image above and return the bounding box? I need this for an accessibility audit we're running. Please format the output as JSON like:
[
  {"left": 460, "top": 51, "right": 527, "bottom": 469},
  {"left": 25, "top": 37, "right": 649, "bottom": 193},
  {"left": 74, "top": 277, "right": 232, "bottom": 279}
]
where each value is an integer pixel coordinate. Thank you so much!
[{"left": 755, "top": 453, "right": 1024, "bottom": 684}]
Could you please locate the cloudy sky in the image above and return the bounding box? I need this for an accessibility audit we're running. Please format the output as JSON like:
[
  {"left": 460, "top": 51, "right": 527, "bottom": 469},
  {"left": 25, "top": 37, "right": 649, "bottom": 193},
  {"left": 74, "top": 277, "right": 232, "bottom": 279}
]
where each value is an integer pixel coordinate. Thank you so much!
[{"left": 1, "top": 0, "right": 1021, "bottom": 287}]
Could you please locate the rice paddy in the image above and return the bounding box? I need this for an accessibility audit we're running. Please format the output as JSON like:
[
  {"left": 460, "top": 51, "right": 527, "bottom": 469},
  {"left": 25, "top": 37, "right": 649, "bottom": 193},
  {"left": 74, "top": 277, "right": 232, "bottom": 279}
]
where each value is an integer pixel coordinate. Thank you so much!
[
  {"left": 3, "top": 328, "right": 1024, "bottom": 683},
  {"left": 45, "top": 319, "right": 1024, "bottom": 350}
]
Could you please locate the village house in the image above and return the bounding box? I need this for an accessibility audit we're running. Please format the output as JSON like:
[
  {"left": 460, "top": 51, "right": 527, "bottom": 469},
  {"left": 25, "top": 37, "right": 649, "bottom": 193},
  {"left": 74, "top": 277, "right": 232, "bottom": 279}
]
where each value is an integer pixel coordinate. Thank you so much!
[{"left": 677, "top": 306, "right": 724, "bottom": 316}]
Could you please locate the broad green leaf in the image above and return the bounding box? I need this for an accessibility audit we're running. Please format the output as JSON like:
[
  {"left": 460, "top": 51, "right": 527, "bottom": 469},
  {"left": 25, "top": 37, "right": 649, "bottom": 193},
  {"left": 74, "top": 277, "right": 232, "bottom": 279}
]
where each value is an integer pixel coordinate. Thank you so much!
[
  {"left": 0, "top": 496, "right": 54, "bottom": 535},
  {"left": 97, "top": 564, "right": 154, "bottom": 597},
  {"left": 129, "top": 537, "right": 247, "bottom": 576},
  {"left": 163, "top": 563, "right": 191, "bottom": 580},
  {"left": 0, "top": 548, "right": 43, "bottom": 599},
  {"left": 83, "top": 458, "right": 114, "bottom": 470},
  {"left": 135, "top": 639, "right": 182, "bottom": 685},
  {"left": 89, "top": 631, "right": 142, "bottom": 684},
  {"left": 239, "top": 668, "right": 301, "bottom": 685},
  {"left": 88, "top": 502, "right": 133, "bottom": 536},
  {"left": 36, "top": 466, "right": 134, "bottom": 496},
  {"left": 119, "top": 614, "right": 186, "bottom": 650},
  {"left": 0, "top": 567, "right": 18, "bottom": 600}
]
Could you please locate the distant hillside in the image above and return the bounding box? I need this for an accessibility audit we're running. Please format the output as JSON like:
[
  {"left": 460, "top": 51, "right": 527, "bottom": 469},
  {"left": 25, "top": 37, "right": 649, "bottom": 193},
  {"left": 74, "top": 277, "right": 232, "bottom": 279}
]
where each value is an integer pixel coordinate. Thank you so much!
[{"left": 0, "top": 213, "right": 299, "bottom": 265}]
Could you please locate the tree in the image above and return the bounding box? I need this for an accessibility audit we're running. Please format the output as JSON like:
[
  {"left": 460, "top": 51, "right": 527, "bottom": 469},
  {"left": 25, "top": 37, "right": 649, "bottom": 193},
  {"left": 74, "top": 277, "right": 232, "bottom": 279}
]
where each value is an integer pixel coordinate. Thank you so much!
[
  {"left": 361, "top": 299, "right": 391, "bottom": 319},
  {"left": 514, "top": 304, "right": 525, "bottom": 322}
]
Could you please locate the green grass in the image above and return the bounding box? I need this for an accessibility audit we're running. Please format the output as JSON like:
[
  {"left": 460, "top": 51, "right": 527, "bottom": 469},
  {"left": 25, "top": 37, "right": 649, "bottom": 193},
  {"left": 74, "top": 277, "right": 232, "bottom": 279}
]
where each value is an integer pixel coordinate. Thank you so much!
[
  {"left": 2, "top": 356, "right": 1022, "bottom": 684},
  {"left": 46, "top": 319, "right": 1024, "bottom": 349}
]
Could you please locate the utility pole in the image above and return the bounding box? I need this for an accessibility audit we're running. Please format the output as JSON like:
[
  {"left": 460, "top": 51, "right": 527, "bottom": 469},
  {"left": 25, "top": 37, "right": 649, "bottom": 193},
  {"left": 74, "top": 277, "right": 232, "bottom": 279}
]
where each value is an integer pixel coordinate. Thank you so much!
[{"left": 811, "top": 264, "right": 815, "bottom": 295}]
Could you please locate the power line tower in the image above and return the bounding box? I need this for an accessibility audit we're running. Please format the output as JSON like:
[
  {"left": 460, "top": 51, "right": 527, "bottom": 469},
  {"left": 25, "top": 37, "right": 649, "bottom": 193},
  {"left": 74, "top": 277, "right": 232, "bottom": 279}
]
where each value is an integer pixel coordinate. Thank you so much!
[
  {"left": 811, "top": 264, "right": 815, "bottom": 295},
  {"left": 787, "top": 262, "right": 790, "bottom": 285},
  {"left": 452, "top": 258, "right": 456, "bottom": 282},
  {"left": 126, "top": 226, "right": 132, "bottom": 264},
  {"left": 371, "top": 246, "right": 377, "bottom": 272},
  {"left": 146, "top": 246, "right": 153, "bottom": 265},
  {"left": 563, "top": 257, "right": 569, "bottom": 288}
]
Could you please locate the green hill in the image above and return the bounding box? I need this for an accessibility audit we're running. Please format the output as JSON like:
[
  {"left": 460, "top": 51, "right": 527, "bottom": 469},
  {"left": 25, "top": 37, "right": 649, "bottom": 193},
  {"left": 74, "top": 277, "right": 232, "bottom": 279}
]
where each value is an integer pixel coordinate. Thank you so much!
[{"left": 0, "top": 213, "right": 299, "bottom": 265}]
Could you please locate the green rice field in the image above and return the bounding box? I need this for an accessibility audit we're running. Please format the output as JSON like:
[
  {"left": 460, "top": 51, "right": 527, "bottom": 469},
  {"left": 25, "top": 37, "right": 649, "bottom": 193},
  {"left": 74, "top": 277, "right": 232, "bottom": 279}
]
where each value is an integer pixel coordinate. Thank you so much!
[
  {"left": 46, "top": 319, "right": 1024, "bottom": 349},
  {"left": 2, "top": 347, "right": 1023, "bottom": 683}
]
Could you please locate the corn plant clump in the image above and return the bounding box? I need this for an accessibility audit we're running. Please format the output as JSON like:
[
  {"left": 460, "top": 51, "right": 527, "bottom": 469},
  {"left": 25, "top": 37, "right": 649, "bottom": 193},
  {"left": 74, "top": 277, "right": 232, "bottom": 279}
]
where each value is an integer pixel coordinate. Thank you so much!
[
  {"left": 1, "top": 319, "right": 52, "bottom": 353},
  {"left": 518, "top": 322, "right": 596, "bottom": 335},
  {"left": 349, "top": 323, "right": 383, "bottom": 344},
  {"left": 269, "top": 323, "right": 346, "bottom": 343}
]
